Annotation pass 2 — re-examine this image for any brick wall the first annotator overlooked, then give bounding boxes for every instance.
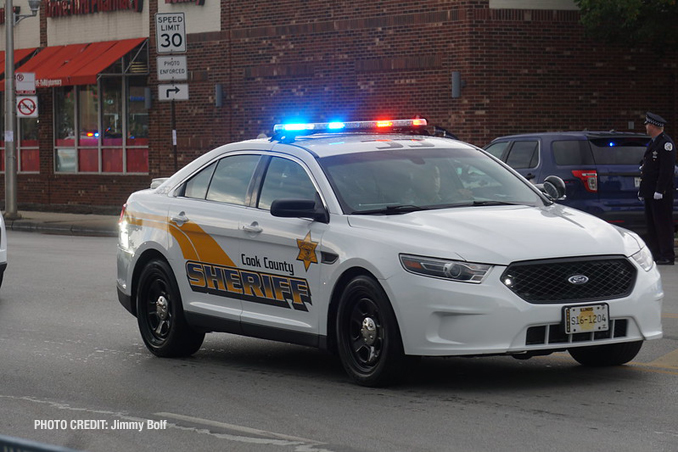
[175,0,675,149]
[5,0,677,211]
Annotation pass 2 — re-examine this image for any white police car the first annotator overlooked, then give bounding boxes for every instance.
[117,119,663,386]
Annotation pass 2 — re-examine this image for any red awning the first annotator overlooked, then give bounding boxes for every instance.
[0,48,38,78]
[15,38,146,88]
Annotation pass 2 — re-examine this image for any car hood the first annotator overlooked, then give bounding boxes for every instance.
[346,204,643,265]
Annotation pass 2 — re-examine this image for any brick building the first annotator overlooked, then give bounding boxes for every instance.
[1,0,676,212]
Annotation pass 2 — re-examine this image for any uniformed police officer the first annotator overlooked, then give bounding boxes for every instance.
[639,112,676,265]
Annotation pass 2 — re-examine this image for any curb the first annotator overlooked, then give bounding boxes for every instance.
[5,219,118,238]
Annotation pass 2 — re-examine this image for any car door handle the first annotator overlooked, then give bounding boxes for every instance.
[171,212,189,227]
[525,173,536,180]
[242,222,263,234]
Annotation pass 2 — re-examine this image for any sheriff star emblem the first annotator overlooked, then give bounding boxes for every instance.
[296,232,318,271]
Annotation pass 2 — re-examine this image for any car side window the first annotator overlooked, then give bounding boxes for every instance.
[484,141,509,159]
[258,157,317,210]
[183,161,217,199]
[506,141,539,169]
[205,155,260,205]
[552,140,594,165]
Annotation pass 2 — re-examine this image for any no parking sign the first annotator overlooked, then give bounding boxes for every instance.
[16,96,38,118]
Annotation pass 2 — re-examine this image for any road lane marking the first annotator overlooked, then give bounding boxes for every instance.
[662,313,678,319]
[155,412,333,451]
[545,352,678,376]
[640,349,678,370]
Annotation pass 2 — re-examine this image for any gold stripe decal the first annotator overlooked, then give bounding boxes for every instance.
[127,211,235,267]
[127,211,312,309]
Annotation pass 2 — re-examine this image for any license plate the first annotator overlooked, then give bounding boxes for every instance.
[564,304,609,334]
[634,177,641,188]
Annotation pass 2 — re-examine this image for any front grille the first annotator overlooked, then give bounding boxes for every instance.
[526,319,629,345]
[501,256,636,304]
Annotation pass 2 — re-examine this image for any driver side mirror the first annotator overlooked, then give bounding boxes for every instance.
[270,194,329,224]
[537,175,567,201]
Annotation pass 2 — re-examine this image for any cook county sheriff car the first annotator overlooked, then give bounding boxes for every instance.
[117,119,663,386]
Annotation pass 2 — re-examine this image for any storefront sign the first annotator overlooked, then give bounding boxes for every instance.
[45,0,144,17]
[164,0,204,4]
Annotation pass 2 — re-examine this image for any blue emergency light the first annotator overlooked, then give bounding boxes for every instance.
[272,118,427,137]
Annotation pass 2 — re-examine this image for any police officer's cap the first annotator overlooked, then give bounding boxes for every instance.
[644,112,667,127]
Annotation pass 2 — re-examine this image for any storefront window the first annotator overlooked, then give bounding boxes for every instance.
[102,78,123,146]
[55,87,75,146]
[0,94,4,172]
[127,80,149,146]
[1,94,41,173]
[102,78,123,172]
[19,118,39,172]
[55,87,76,172]
[127,76,149,173]
[54,78,148,174]
[78,85,99,148]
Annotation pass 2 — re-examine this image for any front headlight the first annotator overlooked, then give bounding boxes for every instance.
[400,254,492,283]
[631,245,654,272]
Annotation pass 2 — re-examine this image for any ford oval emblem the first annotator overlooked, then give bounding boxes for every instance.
[567,274,589,285]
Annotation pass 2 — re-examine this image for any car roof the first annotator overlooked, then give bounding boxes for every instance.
[155,129,479,191]
[274,133,477,158]
[490,131,649,142]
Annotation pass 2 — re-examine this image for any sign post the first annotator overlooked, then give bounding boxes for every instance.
[155,12,188,172]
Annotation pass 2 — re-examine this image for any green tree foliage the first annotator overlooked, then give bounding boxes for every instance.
[575,0,678,51]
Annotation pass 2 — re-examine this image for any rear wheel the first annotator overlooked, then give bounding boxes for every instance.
[569,341,642,366]
[136,259,204,357]
[336,275,411,387]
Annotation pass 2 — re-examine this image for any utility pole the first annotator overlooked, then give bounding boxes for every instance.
[4,0,40,220]
[4,0,19,220]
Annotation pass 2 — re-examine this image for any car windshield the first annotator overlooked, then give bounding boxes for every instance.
[320,146,544,214]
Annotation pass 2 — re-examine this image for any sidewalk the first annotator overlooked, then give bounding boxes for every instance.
[4,210,119,237]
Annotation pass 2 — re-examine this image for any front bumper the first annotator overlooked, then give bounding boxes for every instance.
[385,262,663,357]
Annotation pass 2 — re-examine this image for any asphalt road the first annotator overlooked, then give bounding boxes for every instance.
[1,231,677,452]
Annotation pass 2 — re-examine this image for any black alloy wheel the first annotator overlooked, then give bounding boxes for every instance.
[136,259,204,357]
[336,275,411,387]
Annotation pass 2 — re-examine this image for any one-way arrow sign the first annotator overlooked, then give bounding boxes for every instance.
[158,83,189,101]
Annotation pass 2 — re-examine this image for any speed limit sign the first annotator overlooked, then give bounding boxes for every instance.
[155,12,186,54]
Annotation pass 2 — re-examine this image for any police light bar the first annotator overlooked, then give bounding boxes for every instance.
[272,118,428,135]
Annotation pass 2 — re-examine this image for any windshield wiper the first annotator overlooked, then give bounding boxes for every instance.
[470,200,522,206]
[353,204,427,215]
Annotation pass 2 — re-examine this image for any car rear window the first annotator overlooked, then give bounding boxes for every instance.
[552,140,595,165]
[588,137,649,165]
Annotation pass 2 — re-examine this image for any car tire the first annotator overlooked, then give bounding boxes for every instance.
[336,275,411,387]
[568,341,643,367]
[136,259,205,357]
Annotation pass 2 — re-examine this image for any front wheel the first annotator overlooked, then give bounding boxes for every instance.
[336,275,411,387]
[136,259,205,357]
[569,341,642,367]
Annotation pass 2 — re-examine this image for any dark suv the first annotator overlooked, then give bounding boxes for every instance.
[485,131,678,234]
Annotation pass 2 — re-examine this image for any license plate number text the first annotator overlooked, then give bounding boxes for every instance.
[564,304,609,334]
